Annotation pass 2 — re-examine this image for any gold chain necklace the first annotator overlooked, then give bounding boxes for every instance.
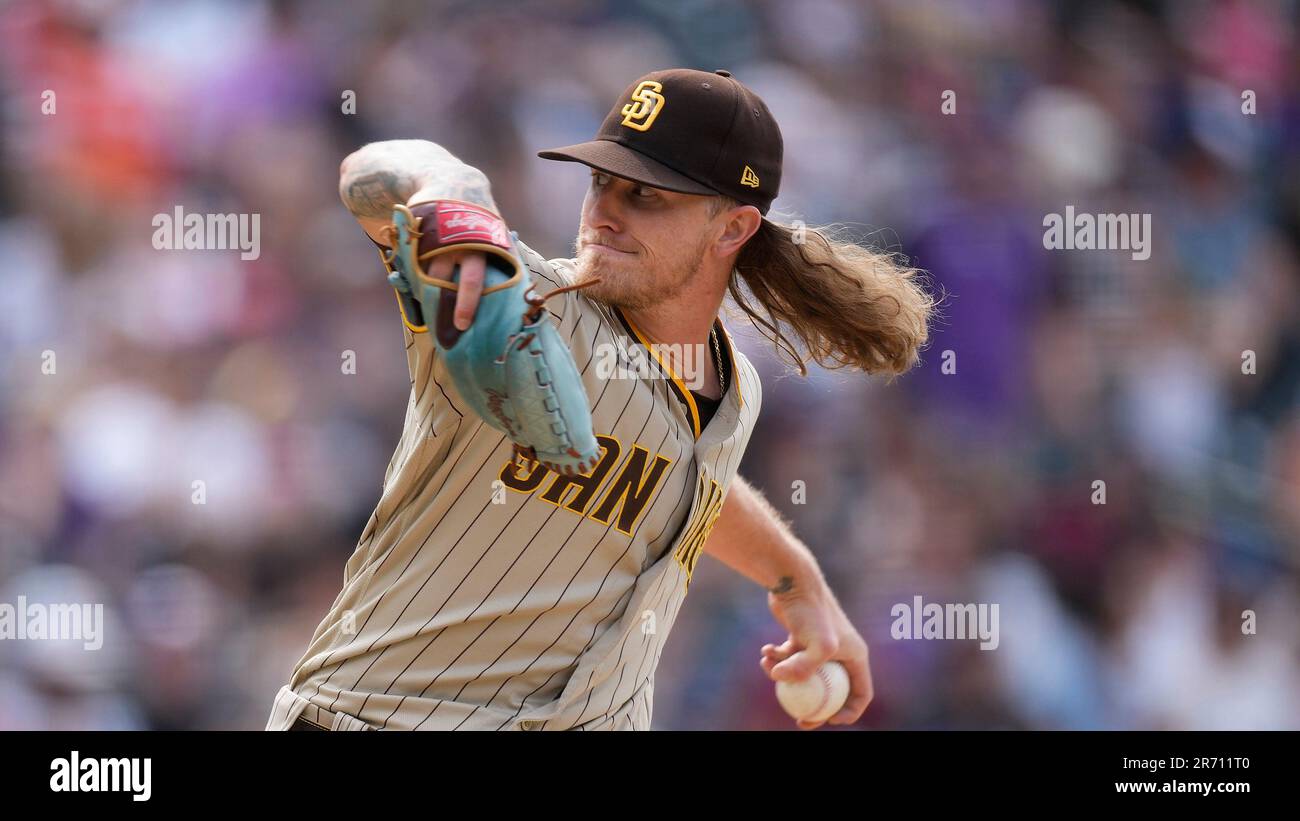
[710,326,726,396]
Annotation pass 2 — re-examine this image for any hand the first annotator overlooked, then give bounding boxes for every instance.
[426,250,486,331]
[403,192,488,332]
[365,217,487,334]
[760,581,874,730]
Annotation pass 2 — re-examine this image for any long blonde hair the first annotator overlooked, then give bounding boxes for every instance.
[721,202,936,382]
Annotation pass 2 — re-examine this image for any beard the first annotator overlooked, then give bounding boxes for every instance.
[572,233,707,310]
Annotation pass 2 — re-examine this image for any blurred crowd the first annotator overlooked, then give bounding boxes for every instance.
[0,0,1296,730]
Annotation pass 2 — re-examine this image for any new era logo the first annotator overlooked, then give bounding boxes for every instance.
[740,165,760,188]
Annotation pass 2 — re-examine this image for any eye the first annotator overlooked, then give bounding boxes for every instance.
[589,172,657,202]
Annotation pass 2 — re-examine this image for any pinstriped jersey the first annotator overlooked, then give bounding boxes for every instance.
[266,237,761,730]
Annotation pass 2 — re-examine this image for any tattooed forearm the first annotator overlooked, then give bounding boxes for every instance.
[423,169,496,210]
[338,139,498,220]
[342,170,413,219]
[769,576,795,595]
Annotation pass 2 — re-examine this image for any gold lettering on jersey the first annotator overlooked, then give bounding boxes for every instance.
[497,436,672,536]
[500,435,619,498]
[589,445,673,536]
[499,458,551,493]
[539,437,621,513]
[620,81,666,132]
[674,477,724,590]
[740,165,760,188]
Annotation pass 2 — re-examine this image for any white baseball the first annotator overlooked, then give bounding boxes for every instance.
[774,660,850,723]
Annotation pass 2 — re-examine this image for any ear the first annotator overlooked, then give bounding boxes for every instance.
[712,205,762,259]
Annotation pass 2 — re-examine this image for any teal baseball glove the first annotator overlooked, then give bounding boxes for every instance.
[382,200,601,476]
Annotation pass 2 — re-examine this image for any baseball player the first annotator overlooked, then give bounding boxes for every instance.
[267,68,932,731]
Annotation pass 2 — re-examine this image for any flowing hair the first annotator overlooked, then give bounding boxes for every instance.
[714,197,936,382]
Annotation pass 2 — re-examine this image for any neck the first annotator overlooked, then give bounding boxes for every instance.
[622,263,730,400]
[624,305,716,349]
[623,266,728,347]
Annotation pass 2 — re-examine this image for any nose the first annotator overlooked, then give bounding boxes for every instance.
[583,180,624,236]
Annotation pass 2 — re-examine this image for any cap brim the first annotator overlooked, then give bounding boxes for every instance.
[537,139,718,196]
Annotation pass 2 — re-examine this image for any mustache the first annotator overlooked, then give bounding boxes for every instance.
[578,234,636,253]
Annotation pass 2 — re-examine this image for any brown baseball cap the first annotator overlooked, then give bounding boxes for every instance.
[538,68,783,215]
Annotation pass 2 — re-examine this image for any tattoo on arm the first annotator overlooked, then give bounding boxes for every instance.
[342,170,412,219]
[339,140,498,220]
[427,168,496,210]
[769,576,794,595]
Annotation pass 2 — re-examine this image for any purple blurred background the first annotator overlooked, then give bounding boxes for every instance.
[0,0,1297,730]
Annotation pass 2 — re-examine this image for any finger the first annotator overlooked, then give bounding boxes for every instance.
[828,692,871,725]
[828,654,874,725]
[360,217,393,247]
[435,280,462,350]
[759,639,795,675]
[827,673,873,725]
[768,638,796,658]
[760,640,794,677]
[796,717,825,731]
[426,252,455,283]
[454,253,486,331]
[771,642,832,682]
[760,639,791,676]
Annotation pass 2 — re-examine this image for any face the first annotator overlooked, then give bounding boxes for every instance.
[572,170,719,309]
